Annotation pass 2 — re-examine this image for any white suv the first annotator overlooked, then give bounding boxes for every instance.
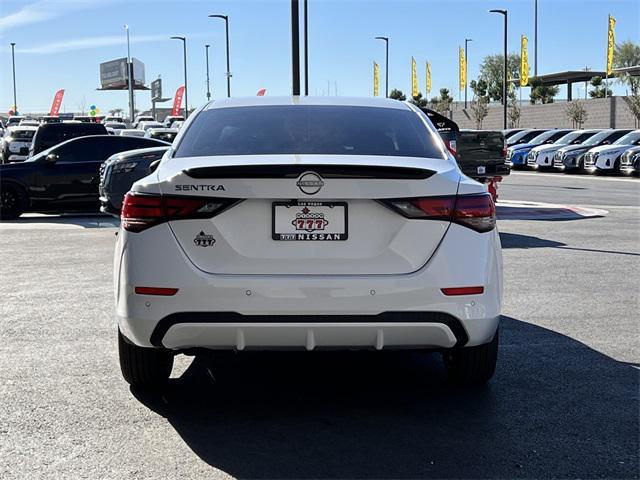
[115,97,502,388]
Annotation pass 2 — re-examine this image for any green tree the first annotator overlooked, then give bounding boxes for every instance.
[389,89,406,101]
[478,53,521,103]
[410,92,428,107]
[109,107,124,116]
[427,88,453,114]
[588,76,613,98]
[529,77,559,104]
[614,41,640,125]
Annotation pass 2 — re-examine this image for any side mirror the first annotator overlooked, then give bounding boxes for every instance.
[46,153,59,164]
[148,159,161,173]
[602,140,610,145]
[546,140,554,144]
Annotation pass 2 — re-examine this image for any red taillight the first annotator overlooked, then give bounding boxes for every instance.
[382,193,495,232]
[453,194,496,232]
[441,286,484,296]
[121,193,237,233]
[134,287,179,296]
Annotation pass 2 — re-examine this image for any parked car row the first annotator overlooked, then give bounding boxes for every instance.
[505,128,640,176]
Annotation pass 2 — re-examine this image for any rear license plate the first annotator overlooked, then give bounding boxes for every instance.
[272,201,348,241]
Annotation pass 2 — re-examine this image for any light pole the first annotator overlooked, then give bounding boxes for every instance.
[534,0,538,76]
[464,38,472,109]
[489,9,508,129]
[124,26,135,123]
[10,42,17,114]
[291,0,301,95]
[205,44,211,102]
[303,0,309,95]
[375,36,389,98]
[170,36,188,118]
[209,15,231,97]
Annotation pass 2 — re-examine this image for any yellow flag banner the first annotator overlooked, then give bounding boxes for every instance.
[520,35,529,86]
[426,61,432,94]
[607,15,616,76]
[373,61,380,96]
[411,57,419,97]
[459,47,466,91]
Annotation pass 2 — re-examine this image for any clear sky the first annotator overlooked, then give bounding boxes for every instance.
[0,0,638,115]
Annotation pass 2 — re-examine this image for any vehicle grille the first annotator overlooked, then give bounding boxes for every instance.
[553,151,564,165]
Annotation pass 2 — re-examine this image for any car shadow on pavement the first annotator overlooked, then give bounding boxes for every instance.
[131,317,639,479]
[500,232,640,256]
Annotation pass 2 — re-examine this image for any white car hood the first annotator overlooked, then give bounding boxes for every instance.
[588,144,628,155]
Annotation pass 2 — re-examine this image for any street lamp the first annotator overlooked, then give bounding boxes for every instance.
[10,43,17,115]
[374,36,389,98]
[464,38,472,109]
[534,0,538,76]
[489,9,508,129]
[205,44,212,102]
[209,14,231,97]
[124,26,134,123]
[170,36,188,118]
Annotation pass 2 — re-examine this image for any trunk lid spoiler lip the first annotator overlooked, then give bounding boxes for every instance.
[181,163,436,180]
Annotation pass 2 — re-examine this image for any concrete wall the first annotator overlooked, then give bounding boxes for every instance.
[450,96,639,130]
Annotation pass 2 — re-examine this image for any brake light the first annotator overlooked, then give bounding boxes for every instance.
[121,193,238,232]
[453,194,496,232]
[134,287,179,296]
[381,193,495,233]
[441,286,484,296]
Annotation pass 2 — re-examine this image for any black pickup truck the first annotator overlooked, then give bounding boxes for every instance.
[421,108,510,181]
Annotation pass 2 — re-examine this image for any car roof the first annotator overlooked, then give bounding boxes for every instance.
[148,128,177,132]
[203,96,410,111]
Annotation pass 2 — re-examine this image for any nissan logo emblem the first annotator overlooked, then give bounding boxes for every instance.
[296,172,324,195]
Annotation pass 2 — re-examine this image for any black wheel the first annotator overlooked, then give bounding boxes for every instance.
[118,329,173,388]
[443,328,499,385]
[0,184,26,219]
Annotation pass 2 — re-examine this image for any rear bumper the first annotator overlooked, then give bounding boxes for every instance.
[148,311,480,350]
[116,223,503,350]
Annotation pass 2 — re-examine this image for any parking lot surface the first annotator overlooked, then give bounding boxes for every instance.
[1,172,638,479]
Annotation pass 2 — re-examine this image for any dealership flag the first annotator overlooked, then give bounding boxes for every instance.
[520,35,529,86]
[606,15,616,76]
[171,85,185,116]
[257,88,266,96]
[49,89,65,116]
[426,61,432,94]
[459,47,466,91]
[411,57,418,97]
[373,61,380,96]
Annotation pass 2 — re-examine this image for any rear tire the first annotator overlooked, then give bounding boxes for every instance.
[118,329,173,388]
[0,184,26,219]
[443,328,499,385]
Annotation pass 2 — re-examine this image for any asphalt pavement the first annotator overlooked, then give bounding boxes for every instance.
[0,172,638,479]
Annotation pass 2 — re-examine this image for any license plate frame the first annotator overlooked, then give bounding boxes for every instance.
[272,200,348,241]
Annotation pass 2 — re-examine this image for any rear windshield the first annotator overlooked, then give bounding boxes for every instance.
[175,105,445,159]
[10,130,35,140]
[36,124,106,146]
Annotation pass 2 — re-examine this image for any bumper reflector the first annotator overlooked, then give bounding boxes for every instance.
[134,287,179,296]
[441,286,484,296]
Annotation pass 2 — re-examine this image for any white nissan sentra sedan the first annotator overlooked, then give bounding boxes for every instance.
[115,97,503,388]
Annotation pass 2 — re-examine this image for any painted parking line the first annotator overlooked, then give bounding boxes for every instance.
[510,171,639,183]
[497,200,609,220]
[0,214,119,230]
